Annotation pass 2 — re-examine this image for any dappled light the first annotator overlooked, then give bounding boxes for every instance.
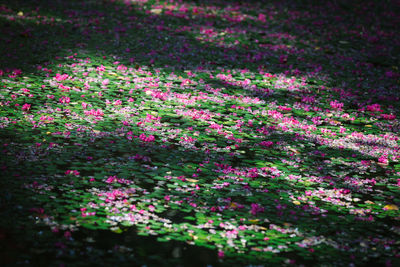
[0,0,399,266]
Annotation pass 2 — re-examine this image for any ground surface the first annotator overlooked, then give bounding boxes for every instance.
[0,0,399,266]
